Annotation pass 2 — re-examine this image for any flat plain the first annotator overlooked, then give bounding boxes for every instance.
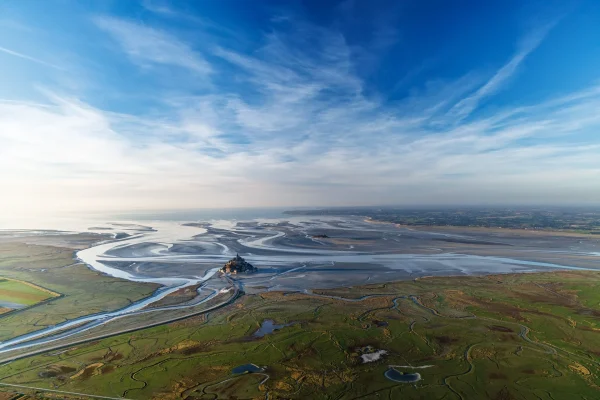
[1,218,600,399]
[0,277,58,313]
[2,269,600,399]
[0,237,159,343]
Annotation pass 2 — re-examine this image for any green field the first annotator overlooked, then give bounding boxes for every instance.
[1,269,600,399]
[0,277,58,309]
[0,240,159,341]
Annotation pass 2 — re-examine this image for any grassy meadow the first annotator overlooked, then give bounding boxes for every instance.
[0,241,158,341]
[1,269,599,399]
[0,277,59,313]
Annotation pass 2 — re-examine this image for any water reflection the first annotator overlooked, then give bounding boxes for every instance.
[385,368,421,383]
[232,363,264,374]
[253,320,293,337]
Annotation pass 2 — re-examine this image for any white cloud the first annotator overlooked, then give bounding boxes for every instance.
[1,15,599,219]
[0,45,62,69]
[140,0,176,16]
[94,16,211,74]
[446,22,557,122]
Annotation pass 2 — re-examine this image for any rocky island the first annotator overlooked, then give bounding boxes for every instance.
[221,254,257,274]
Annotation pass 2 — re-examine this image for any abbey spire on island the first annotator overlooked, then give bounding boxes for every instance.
[221,254,257,274]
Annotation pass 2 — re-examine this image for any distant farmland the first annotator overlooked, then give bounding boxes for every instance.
[0,277,59,312]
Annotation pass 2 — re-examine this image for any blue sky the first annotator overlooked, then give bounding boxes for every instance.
[1,0,600,215]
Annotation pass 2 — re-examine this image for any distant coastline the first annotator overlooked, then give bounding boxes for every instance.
[285,206,600,235]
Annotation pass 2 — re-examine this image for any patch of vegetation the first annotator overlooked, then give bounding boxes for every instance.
[1,270,600,399]
[0,241,159,341]
[0,277,59,308]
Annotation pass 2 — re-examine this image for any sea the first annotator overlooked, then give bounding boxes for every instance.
[0,208,300,231]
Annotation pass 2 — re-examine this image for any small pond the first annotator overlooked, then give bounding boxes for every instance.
[253,319,293,337]
[373,320,389,327]
[385,368,421,383]
[232,363,264,374]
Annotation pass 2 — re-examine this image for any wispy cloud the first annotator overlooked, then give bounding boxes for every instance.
[140,0,177,16]
[446,21,558,122]
[1,10,599,216]
[2,77,600,215]
[94,16,211,74]
[0,45,62,69]
[140,0,237,38]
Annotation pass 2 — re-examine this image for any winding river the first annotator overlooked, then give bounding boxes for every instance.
[1,217,598,357]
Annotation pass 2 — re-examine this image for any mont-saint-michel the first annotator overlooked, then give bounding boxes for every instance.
[221,254,257,274]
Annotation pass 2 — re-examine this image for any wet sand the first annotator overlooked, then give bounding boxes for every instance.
[1,215,598,357]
